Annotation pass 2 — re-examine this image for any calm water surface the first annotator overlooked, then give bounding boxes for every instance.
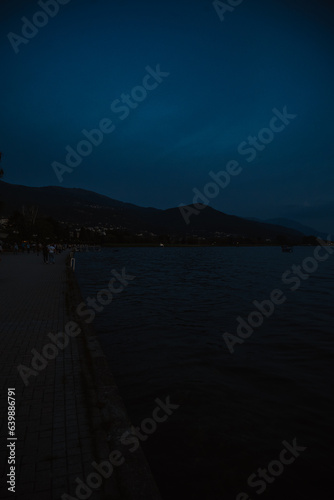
[76,247,334,499]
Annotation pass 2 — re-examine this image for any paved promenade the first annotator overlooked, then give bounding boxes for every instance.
[0,251,162,500]
[0,251,101,499]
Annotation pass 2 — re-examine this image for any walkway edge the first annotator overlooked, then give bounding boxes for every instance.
[65,262,162,500]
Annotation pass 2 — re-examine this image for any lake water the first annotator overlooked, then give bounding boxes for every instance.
[76,247,334,499]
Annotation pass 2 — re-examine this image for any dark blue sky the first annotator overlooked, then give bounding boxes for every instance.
[1,0,333,232]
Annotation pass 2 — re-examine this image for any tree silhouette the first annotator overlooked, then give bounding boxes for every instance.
[0,153,4,214]
[0,151,3,178]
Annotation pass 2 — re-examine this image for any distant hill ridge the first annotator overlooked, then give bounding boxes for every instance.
[0,181,305,241]
[246,216,327,240]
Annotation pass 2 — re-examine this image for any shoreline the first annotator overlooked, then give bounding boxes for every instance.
[75,243,331,249]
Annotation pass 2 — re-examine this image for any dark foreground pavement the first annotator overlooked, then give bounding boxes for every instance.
[0,252,161,500]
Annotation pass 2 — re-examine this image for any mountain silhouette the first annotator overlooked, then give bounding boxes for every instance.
[0,181,304,242]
